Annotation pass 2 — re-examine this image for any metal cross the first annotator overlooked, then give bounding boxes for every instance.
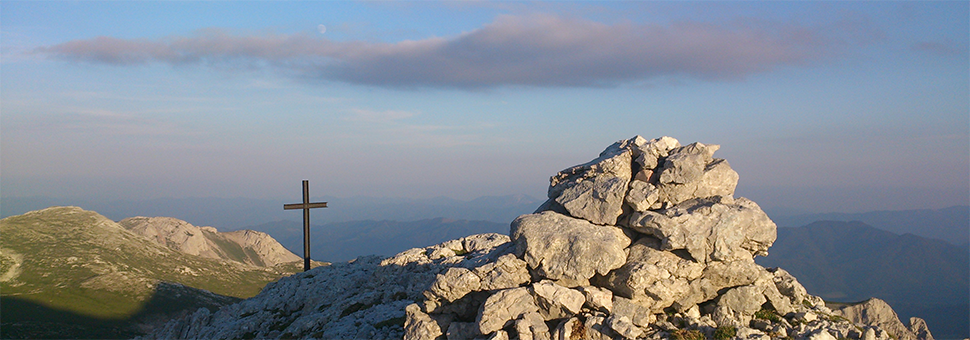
[283,180,328,271]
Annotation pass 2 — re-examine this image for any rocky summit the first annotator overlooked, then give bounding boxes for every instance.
[146,136,934,340]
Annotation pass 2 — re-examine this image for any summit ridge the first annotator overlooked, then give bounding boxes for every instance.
[146,136,934,340]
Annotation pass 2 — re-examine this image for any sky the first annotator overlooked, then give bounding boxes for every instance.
[1,1,968,215]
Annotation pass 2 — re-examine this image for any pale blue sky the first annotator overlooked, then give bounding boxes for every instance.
[2,1,967,214]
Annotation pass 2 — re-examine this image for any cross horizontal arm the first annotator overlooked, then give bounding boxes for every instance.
[283,202,329,210]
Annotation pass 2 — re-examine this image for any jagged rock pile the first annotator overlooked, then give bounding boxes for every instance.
[405,136,932,340]
[145,136,933,340]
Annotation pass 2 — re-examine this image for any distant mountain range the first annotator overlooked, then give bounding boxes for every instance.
[1,195,543,229]
[757,220,969,339]
[248,218,509,263]
[771,205,969,246]
[0,207,308,339]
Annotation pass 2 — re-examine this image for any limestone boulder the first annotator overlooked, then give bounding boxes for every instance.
[712,285,766,328]
[514,311,551,340]
[530,280,585,320]
[755,276,795,316]
[604,238,703,310]
[768,267,810,307]
[674,258,768,310]
[511,211,631,286]
[607,315,642,340]
[628,196,776,263]
[908,317,934,340]
[547,137,639,225]
[474,253,531,291]
[405,303,450,340]
[631,136,681,172]
[653,142,739,206]
[424,267,481,303]
[477,287,540,335]
[579,285,613,313]
[612,296,656,327]
[624,180,661,212]
[835,298,919,340]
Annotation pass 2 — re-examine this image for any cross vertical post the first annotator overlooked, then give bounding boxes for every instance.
[283,180,328,271]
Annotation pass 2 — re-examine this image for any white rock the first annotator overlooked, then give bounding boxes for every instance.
[612,296,656,327]
[547,137,637,225]
[530,280,585,320]
[712,285,766,327]
[474,253,530,291]
[511,211,631,285]
[605,237,703,311]
[405,303,448,340]
[835,298,919,340]
[628,196,776,263]
[607,315,643,339]
[425,267,482,303]
[515,311,551,340]
[579,285,614,313]
[808,329,838,340]
[477,287,540,335]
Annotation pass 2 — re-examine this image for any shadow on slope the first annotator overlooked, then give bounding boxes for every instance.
[1,282,240,339]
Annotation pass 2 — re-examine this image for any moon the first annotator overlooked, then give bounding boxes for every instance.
[318,25,327,34]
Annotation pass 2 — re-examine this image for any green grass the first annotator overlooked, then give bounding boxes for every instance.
[0,207,303,337]
[714,326,737,340]
[755,307,783,323]
[671,329,705,340]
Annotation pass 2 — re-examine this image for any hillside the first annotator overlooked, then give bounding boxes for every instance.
[0,207,304,338]
[119,216,300,266]
[757,221,969,339]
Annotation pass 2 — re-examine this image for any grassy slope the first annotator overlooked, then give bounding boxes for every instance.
[0,207,303,337]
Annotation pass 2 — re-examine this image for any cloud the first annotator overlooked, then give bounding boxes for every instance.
[36,13,855,89]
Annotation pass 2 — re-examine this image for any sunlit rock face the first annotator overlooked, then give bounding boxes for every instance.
[145,136,932,340]
[119,216,301,267]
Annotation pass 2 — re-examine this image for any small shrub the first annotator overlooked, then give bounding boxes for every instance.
[754,308,782,323]
[672,329,705,340]
[826,314,848,323]
[714,326,737,340]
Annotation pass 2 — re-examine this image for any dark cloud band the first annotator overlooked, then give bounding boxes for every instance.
[36,14,850,89]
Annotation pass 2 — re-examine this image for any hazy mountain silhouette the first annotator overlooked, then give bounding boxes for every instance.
[757,220,969,339]
[248,218,508,263]
[771,206,969,246]
[1,195,541,230]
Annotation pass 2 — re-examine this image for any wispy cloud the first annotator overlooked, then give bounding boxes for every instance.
[36,13,862,89]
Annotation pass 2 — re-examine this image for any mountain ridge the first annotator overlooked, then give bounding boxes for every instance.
[118,216,300,267]
[0,206,307,338]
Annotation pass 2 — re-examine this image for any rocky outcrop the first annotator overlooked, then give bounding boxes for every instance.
[119,216,300,267]
[834,298,934,340]
[145,136,933,340]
